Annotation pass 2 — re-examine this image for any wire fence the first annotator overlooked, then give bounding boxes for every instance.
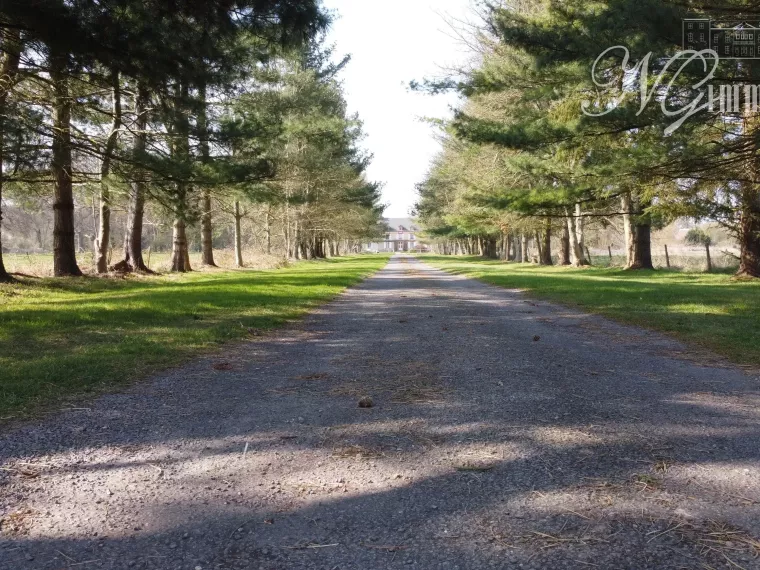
[588,246,739,272]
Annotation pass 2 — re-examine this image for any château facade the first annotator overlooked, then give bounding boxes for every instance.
[365,218,425,253]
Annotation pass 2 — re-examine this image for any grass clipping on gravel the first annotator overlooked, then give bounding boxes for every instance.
[0,255,389,419]
[419,255,760,369]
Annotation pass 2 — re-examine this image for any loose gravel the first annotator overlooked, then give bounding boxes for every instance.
[1,255,759,570]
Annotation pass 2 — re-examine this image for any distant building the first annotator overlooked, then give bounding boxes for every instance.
[365,218,427,253]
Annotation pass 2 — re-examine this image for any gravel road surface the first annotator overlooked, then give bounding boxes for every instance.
[1,255,759,569]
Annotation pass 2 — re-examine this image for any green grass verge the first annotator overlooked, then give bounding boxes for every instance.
[0,255,389,419]
[419,255,760,368]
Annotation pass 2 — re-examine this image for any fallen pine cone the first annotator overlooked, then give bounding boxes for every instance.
[358,397,374,409]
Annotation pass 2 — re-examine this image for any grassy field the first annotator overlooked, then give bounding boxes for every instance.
[419,255,760,368]
[2,250,286,276]
[0,255,389,419]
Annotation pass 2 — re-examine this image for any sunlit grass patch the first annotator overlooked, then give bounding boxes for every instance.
[0,255,389,419]
[420,255,760,368]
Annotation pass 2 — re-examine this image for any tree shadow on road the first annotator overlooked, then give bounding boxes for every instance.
[2,260,759,569]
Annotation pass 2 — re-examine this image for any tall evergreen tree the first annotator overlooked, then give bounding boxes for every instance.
[417,0,760,276]
[0,26,22,282]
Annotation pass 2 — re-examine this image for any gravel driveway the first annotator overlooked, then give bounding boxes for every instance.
[1,255,759,570]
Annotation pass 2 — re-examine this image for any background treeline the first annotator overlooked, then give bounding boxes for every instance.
[415,0,760,278]
[0,0,384,281]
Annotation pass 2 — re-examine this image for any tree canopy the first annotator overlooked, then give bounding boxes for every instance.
[415,0,760,277]
[0,0,384,279]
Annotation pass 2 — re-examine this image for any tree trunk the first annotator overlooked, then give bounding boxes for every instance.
[629,221,653,269]
[574,203,586,260]
[0,28,21,283]
[621,193,634,267]
[705,243,712,272]
[294,221,301,259]
[265,208,272,255]
[483,237,498,259]
[559,223,571,265]
[197,84,215,267]
[534,231,543,263]
[0,144,8,281]
[200,190,215,266]
[96,71,121,273]
[115,83,150,272]
[170,220,190,270]
[234,200,243,268]
[520,234,528,262]
[737,183,760,277]
[622,194,654,270]
[565,209,587,267]
[171,82,192,273]
[540,220,553,265]
[171,220,189,272]
[50,51,82,277]
[284,205,291,258]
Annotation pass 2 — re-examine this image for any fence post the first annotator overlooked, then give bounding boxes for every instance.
[664,244,671,269]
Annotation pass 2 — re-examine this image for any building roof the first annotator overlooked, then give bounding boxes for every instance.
[384,218,419,232]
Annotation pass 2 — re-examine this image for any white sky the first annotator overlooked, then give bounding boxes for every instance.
[323,0,474,217]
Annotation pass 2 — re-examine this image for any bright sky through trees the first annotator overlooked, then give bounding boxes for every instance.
[324,0,472,217]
